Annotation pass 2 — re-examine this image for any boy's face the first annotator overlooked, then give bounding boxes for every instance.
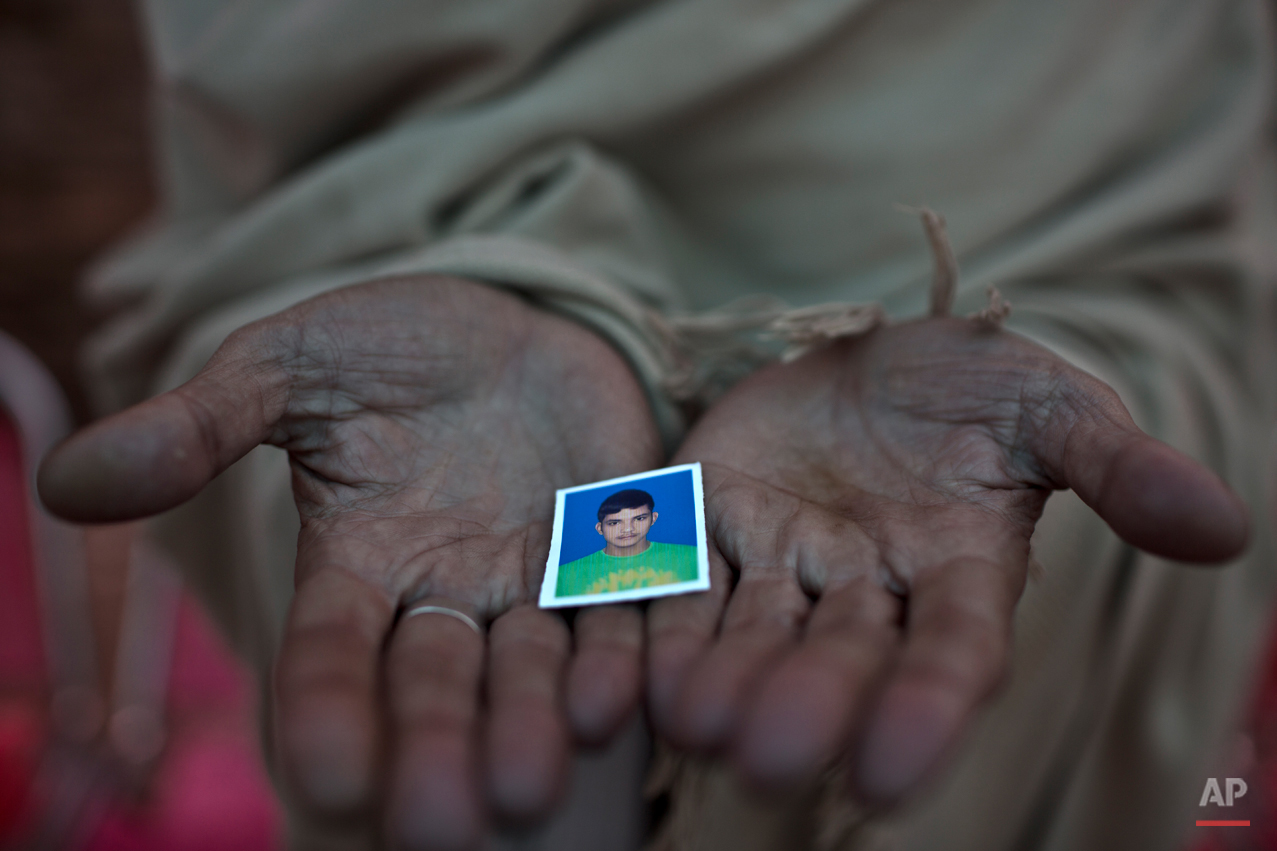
[596,505,657,551]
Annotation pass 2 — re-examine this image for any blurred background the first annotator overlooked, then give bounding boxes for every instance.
[0,0,149,423]
[1,1,282,847]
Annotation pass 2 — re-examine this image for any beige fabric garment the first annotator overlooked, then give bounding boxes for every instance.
[88,0,1277,848]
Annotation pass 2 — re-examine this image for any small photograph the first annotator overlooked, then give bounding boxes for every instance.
[539,462,710,608]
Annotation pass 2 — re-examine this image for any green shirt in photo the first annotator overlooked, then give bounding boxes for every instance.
[556,541,699,598]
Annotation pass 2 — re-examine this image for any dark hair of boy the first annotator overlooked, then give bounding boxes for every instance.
[597,488,654,522]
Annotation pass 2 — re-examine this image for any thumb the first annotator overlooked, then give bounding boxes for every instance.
[1034,374,1248,564]
[38,330,289,523]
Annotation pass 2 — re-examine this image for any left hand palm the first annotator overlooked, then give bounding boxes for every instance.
[647,317,1247,800]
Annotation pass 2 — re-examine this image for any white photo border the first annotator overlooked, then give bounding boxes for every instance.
[538,462,710,608]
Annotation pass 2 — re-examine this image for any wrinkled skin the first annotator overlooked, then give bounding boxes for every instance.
[647,319,1248,800]
[39,280,1249,848]
[39,277,663,849]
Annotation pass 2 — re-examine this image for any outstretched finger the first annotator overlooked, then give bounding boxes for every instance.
[275,566,395,815]
[38,325,291,522]
[853,554,1022,803]
[1031,372,1248,562]
[665,569,811,751]
[733,577,901,790]
[485,605,571,824]
[645,548,733,737]
[385,598,487,851]
[566,604,642,746]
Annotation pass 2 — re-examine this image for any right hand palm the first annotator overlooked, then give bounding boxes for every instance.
[39,277,663,849]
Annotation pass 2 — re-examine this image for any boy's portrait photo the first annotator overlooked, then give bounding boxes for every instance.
[539,463,710,608]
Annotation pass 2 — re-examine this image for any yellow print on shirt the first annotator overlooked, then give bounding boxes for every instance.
[585,567,680,595]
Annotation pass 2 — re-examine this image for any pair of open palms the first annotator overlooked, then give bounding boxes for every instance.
[39,277,1247,849]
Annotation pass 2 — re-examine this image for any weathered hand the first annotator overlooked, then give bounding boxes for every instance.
[647,317,1248,802]
[38,277,662,848]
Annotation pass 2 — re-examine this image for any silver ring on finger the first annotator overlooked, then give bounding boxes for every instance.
[402,604,483,635]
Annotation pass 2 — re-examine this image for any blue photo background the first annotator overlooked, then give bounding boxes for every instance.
[558,468,698,564]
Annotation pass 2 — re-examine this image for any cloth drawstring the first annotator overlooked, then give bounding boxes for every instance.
[657,207,1009,408]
